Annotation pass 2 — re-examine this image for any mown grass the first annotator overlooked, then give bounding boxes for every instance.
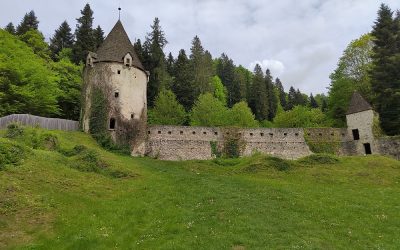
[0,127,400,249]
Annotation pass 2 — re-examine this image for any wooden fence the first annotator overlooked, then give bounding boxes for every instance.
[0,114,79,131]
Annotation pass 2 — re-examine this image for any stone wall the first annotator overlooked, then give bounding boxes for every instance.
[146,126,362,160]
[376,137,400,160]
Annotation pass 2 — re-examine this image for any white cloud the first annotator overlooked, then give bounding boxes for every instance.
[248,59,285,78]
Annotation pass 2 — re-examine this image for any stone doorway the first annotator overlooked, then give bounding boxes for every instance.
[363,143,372,155]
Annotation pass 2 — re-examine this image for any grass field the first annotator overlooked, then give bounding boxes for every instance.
[1,127,400,249]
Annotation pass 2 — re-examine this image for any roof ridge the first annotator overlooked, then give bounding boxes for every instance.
[346,91,372,115]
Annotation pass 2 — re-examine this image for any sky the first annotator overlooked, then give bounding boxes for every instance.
[1,0,400,94]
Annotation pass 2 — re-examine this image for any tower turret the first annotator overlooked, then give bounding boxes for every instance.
[81,20,148,156]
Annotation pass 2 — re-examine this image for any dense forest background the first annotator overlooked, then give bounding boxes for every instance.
[0,3,399,135]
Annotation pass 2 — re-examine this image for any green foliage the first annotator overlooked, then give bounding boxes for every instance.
[298,154,340,165]
[190,93,229,126]
[5,123,24,138]
[265,69,278,121]
[0,29,60,117]
[226,101,258,127]
[222,128,245,158]
[250,64,268,120]
[93,25,104,49]
[0,139,29,169]
[216,53,237,107]
[372,113,385,138]
[190,36,214,96]
[4,22,16,35]
[243,155,292,172]
[51,57,82,120]
[210,141,221,158]
[328,33,373,125]
[19,29,51,60]
[274,106,332,128]
[212,75,227,105]
[149,89,187,125]
[89,87,108,136]
[304,129,341,154]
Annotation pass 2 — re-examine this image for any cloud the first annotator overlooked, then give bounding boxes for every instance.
[1,0,400,94]
[248,59,285,78]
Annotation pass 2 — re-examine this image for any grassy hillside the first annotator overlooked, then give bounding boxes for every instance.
[1,127,400,249]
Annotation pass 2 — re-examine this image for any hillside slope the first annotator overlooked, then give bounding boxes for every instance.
[1,127,400,249]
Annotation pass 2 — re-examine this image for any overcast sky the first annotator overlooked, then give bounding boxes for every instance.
[1,0,399,94]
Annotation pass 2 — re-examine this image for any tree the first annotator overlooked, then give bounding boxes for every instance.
[273,106,332,128]
[72,3,95,64]
[166,52,175,76]
[328,34,373,126]
[287,86,296,110]
[275,78,287,110]
[190,93,229,127]
[171,49,195,110]
[145,17,170,107]
[93,25,104,49]
[50,21,74,60]
[19,29,51,60]
[226,101,258,127]
[216,53,236,107]
[149,89,187,125]
[310,94,319,108]
[249,64,268,121]
[0,30,60,116]
[4,23,15,35]
[370,4,400,135]
[265,69,278,121]
[16,10,39,35]
[51,51,82,120]
[212,76,227,105]
[190,36,214,96]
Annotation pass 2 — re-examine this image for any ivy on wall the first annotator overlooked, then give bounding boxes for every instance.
[303,128,341,154]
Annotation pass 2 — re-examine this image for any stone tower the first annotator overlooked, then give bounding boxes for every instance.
[81,20,148,156]
[346,91,375,155]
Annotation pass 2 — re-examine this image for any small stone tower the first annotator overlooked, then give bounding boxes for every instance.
[346,91,375,155]
[81,20,148,156]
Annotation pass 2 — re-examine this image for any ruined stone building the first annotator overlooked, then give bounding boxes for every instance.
[81,20,400,161]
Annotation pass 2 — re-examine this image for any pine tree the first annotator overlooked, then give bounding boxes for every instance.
[4,22,16,35]
[275,78,287,110]
[145,17,170,107]
[287,86,296,110]
[321,99,328,113]
[310,93,319,108]
[16,10,39,35]
[295,89,307,106]
[216,53,236,107]
[50,21,74,60]
[370,3,400,135]
[166,52,175,76]
[72,3,95,64]
[265,69,278,121]
[250,64,268,121]
[172,49,195,110]
[93,25,104,49]
[189,36,214,97]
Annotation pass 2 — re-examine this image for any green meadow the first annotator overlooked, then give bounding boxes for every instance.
[1,128,400,249]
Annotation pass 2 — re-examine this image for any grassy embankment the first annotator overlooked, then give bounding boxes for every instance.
[1,127,400,249]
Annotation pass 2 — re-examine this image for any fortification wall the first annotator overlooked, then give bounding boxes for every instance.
[147,126,361,160]
[376,137,400,160]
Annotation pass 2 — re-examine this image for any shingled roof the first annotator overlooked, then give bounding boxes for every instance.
[346,91,372,115]
[95,20,144,70]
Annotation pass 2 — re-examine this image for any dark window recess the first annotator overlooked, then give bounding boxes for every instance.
[168,131,172,134]
[180,131,183,134]
[115,92,119,98]
[214,132,218,135]
[269,133,273,136]
[109,118,116,130]
[352,129,360,140]
[203,131,207,135]
[147,131,150,134]
[117,70,121,74]
[131,114,134,119]
[295,133,299,136]
[125,58,131,66]
[250,133,253,136]
[158,131,161,134]
[284,133,287,136]
[363,143,372,154]
[319,133,322,136]
[260,133,264,136]
[192,131,196,135]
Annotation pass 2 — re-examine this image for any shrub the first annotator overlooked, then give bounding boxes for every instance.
[298,153,340,165]
[267,157,292,171]
[5,123,24,138]
[0,140,29,169]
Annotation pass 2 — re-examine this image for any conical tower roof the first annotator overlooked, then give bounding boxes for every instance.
[95,20,144,70]
[346,91,372,115]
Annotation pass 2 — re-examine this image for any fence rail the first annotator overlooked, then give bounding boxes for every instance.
[0,114,79,131]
